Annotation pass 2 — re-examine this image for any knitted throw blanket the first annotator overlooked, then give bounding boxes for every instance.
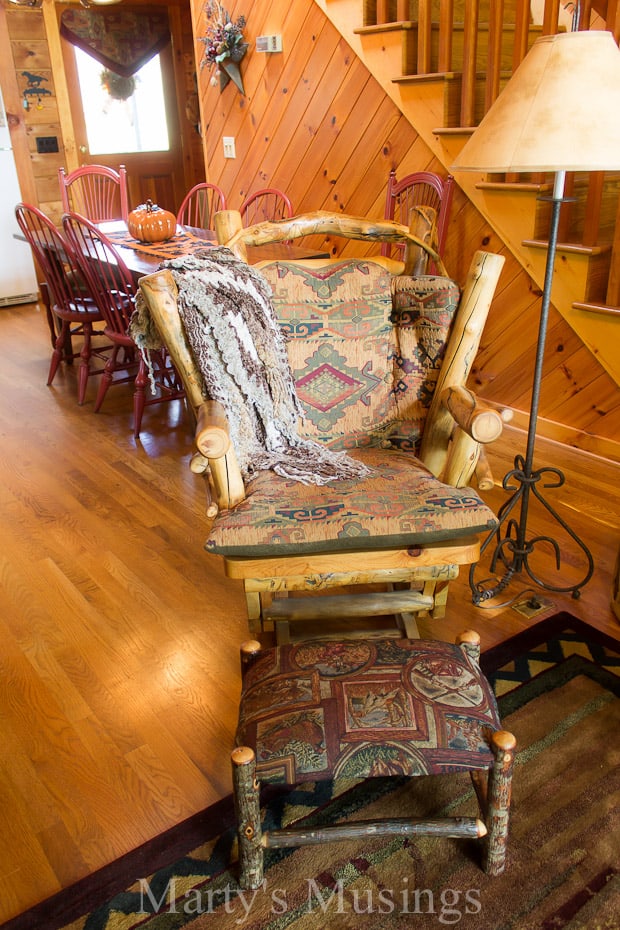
[132,249,369,485]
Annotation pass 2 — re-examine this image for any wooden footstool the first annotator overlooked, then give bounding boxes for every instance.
[232,631,516,889]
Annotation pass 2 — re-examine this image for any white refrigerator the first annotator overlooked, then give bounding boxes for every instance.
[0,86,38,306]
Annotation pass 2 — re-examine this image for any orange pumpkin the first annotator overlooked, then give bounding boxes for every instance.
[127,199,176,243]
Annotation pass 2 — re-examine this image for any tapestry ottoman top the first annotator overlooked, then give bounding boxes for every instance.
[235,637,502,784]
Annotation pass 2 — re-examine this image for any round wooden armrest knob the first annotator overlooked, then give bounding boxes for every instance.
[195,401,231,458]
[241,640,263,658]
[189,452,210,474]
[491,730,517,753]
[470,409,503,443]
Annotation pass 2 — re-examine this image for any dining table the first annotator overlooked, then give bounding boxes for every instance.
[13,220,331,349]
[98,221,331,283]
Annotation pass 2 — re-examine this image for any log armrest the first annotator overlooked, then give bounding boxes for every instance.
[439,386,503,490]
[441,385,503,444]
[195,400,232,458]
[193,401,246,512]
[417,251,505,479]
[138,269,247,513]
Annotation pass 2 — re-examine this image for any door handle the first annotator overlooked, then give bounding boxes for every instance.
[79,145,88,154]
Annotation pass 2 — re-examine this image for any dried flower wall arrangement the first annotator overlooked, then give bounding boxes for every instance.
[200,1,248,94]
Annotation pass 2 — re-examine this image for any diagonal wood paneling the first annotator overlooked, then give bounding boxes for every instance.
[192,0,620,461]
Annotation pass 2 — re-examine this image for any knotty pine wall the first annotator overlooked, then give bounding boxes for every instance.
[193,0,620,461]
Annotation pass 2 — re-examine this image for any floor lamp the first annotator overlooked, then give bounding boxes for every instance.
[451,30,620,604]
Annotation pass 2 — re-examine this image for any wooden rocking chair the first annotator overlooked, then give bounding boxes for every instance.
[138,210,505,642]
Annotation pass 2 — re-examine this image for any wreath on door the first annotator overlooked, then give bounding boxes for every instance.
[100,69,136,101]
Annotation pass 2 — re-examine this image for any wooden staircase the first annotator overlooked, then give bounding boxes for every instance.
[315,0,620,387]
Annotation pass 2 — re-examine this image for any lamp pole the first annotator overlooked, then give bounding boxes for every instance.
[469,170,594,604]
[451,29,620,605]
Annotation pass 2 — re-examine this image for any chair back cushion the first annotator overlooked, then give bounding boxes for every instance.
[389,274,461,452]
[259,259,460,456]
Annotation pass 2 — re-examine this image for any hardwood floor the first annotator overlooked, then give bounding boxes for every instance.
[0,302,618,924]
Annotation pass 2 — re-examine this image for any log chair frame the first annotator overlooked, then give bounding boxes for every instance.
[138,211,505,641]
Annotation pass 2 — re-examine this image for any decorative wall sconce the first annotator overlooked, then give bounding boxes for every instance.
[200,1,248,96]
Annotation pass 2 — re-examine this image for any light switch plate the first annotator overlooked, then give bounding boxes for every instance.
[223,136,236,158]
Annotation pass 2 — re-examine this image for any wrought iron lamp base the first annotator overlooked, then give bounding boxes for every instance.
[470,173,595,607]
[469,453,595,605]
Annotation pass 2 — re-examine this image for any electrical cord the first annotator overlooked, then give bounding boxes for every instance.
[472,582,547,611]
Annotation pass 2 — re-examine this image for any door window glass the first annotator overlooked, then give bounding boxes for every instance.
[74,47,169,155]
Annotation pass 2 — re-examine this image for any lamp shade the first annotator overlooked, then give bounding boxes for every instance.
[452,30,620,173]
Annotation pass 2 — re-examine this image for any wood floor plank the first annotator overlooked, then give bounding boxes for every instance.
[0,768,62,915]
[35,820,90,893]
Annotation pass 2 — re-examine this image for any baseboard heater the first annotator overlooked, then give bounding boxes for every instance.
[0,291,38,308]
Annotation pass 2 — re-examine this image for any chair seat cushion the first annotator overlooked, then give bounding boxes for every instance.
[205,447,497,557]
[236,638,501,784]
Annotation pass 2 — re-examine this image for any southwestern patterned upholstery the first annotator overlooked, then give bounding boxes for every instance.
[236,637,501,783]
[263,259,459,451]
[206,259,496,557]
[232,633,516,887]
[206,447,496,556]
[138,230,505,638]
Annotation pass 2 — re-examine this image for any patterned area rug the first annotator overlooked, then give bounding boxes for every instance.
[4,613,619,930]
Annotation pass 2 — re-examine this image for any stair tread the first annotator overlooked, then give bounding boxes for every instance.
[433,126,476,135]
[355,22,541,34]
[354,23,417,35]
[573,301,620,316]
[523,239,611,256]
[477,181,554,193]
[394,72,458,84]
[395,71,513,87]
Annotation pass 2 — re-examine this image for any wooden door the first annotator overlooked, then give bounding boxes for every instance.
[59,6,192,215]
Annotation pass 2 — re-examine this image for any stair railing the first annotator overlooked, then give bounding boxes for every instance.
[365,0,620,311]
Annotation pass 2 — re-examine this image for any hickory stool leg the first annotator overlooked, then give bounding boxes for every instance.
[457,629,481,663]
[484,730,517,875]
[232,746,264,889]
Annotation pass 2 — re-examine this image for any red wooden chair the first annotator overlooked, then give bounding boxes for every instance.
[58,165,130,223]
[176,181,226,231]
[240,188,293,225]
[382,170,455,271]
[62,213,185,436]
[15,203,109,405]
